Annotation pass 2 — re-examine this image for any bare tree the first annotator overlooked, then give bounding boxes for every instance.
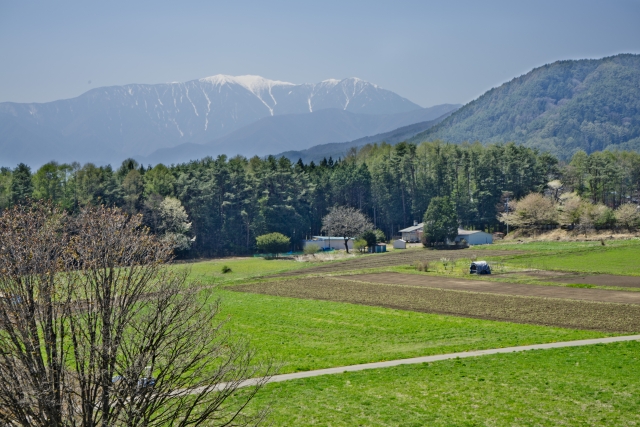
[0,203,271,426]
[321,206,373,253]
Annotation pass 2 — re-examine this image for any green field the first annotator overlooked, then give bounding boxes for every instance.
[244,341,640,426]
[215,290,609,374]
[176,256,312,285]
[175,245,638,424]
[479,237,640,252]
[504,244,640,276]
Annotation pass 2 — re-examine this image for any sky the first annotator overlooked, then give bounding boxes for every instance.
[1,0,639,107]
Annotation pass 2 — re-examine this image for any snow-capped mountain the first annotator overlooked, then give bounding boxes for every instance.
[0,75,423,166]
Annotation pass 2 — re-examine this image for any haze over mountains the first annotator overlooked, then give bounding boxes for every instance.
[411,54,640,159]
[1,54,639,168]
[0,75,442,167]
[276,112,456,164]
[142,103,459,165]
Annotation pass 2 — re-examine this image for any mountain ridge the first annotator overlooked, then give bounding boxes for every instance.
[409,54,640,158]
[139,104,460,165]
[276,109,458,164]
[0,75,423,167]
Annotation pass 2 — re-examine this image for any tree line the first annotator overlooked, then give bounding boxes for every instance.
[2,142,640,256]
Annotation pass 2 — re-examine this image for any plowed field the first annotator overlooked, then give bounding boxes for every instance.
[231,277,640,332]
[549,274,640,288]
[342,272,640,304]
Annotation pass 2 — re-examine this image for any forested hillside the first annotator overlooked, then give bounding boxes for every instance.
[3,143,639,257]
[410,54,640,158]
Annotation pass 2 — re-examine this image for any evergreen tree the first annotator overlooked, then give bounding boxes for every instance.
[10,163,33,204]
[423,196,458,246]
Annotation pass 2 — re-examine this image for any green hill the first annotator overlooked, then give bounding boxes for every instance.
[410,54,640,158]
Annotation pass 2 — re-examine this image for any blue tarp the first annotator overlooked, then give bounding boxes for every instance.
[470,261,491,274]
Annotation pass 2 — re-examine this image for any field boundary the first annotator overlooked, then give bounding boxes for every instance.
[187,335,640,394]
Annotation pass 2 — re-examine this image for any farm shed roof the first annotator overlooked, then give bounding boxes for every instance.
[399,223,424,233]
[457,228,488,235]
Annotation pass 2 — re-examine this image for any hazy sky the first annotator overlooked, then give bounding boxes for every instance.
[1,0,639,107]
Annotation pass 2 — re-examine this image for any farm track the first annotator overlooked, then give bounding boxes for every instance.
[549,274,640,288]
[272,249,525,277]
[342,272,640,304]
[231,277,640,333]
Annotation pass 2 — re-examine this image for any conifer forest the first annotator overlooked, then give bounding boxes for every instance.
[2,141,639,257]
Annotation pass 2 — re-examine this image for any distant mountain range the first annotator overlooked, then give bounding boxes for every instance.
[140,104,460,165]
[410,54,640,158]
[276,110,457,163]
[3,54,639,168]
[0,75,427,167]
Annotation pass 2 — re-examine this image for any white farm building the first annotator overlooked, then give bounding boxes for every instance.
[454,229,493,245]
[399,222,493,246]
[399,222,423,242]
[303,236,354,251]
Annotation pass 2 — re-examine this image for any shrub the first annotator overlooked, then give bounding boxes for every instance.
[354,238,367,253]
[359,230,377,248]
[221,265,232,274]
[374,229,386,244]
[303,244,321,256]
[256,232,291,256]
[414,260,429,272]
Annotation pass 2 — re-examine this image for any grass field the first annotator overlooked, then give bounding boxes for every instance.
[216,290,610,374]
[231,277,640,332]
[479,237,640,252]
[175,243,639,424]
[242,340,640,426]
[175,256,313,285]
[504,244,640,276]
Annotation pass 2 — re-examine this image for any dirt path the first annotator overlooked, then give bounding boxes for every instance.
[343,272,640,304]
[186,335,640,394]
[549,274,640,288]
[274,249,524,277]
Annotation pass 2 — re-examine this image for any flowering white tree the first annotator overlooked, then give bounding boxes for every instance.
[321,206,373,253]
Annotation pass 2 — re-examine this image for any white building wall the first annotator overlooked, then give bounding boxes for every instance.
[464,232,493,245]
[303,239,354,251]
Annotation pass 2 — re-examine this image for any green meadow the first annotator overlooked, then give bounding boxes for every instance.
[174,242,639,425]
[243,341,640,426]
[215,290,609,374]
[501,241,640,276]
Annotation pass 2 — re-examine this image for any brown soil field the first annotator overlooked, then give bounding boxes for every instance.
[274,249,524,277]
[549,274,640,288]
[496,270,575,279]
[230,277,640,333]
[342,272,640,304]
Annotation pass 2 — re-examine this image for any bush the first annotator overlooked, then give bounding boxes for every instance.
[354,238,367,253]
[374,229,386,244]
[414,260,429,272]
[359,230,377,248]
[303,244,321,256]
[256,232,291,256]
[221,265,232,274]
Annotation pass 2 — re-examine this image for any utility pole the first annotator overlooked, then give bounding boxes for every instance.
[505,196,510,236]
